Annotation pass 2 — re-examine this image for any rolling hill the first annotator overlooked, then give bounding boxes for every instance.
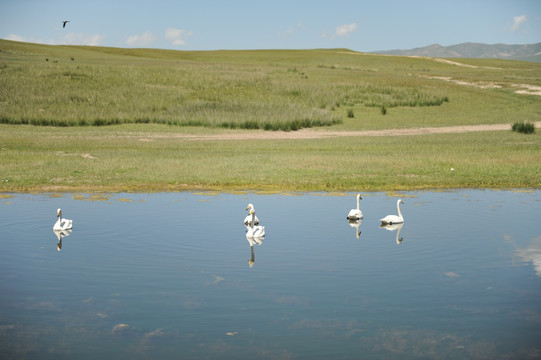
[374,42,541,62]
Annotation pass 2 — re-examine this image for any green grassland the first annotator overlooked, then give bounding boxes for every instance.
[1,39,540,192]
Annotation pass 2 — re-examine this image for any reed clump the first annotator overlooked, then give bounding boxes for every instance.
[512,121,535,134]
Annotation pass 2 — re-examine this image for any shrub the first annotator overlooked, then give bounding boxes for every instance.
[512,121,535,134]
[347,109,354,118]
[381,105,387,115]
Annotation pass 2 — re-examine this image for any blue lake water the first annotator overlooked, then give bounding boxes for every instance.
[1,190,540,359]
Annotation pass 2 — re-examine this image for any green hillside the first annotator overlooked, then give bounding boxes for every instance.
[1,40,540,192]
[1,39,539,131]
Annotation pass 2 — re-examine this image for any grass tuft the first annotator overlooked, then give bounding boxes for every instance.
[512,121,535,134]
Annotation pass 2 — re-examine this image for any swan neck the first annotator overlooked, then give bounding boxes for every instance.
[397,201,403,219]
[356,196,360,210]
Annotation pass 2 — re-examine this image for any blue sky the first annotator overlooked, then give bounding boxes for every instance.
[1,0,540,52]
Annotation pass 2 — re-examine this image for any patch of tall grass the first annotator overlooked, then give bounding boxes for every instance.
[1,40,540,133]
[0,41,457,131]
[512,121,535,134]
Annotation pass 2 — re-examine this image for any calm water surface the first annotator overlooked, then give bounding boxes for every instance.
[1,191,540,359]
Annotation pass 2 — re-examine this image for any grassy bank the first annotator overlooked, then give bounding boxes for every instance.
[1,124,540,192]
[1,40,540,192]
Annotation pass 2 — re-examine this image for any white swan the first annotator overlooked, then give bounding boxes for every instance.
[380,199,404,225]
[53,208,73,231]
[347,194,363,220]
[244,203,260,227]
[246,206,265,238]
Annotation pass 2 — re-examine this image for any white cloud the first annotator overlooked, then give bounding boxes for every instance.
[280,22,306,38]
[322,22,358,40]
[335,23,358,36]
[165,27,192,46]
[126,31,157,47]
[516,236,541,277]
[5,34,27,42]
[511,14,527,31]
[4,33,104,46]
[63,33,104,46]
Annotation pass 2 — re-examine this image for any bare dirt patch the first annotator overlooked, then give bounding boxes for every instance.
[421,75,541,96]
[133,122,541,141]
[427,57,479,68]
[512,84,541,96]
[421,75,502,89]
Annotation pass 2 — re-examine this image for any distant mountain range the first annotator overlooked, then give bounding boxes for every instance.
[373,42,541,62]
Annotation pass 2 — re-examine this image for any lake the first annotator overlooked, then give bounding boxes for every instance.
[1,190,540,359]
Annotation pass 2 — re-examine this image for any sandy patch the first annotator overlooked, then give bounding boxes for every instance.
[432,58,478,68]
[131,122,541,141]
[422,75,502,89]
[512,84,541,96]
[423,75,541,96]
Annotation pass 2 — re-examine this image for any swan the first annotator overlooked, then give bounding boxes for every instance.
[246,206,265,238]
[53,208,73,231]
[380,199,404,225]
[244,203,260,227]
[347,194,363,220]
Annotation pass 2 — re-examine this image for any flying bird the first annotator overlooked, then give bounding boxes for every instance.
[62,20,70,28]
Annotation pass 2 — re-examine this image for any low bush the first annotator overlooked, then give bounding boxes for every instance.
[512,121,535,134]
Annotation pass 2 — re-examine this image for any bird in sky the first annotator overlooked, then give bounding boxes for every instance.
[62,20,70,28]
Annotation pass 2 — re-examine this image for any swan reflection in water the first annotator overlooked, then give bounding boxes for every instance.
[247,236,265,267]
[380,223,404,244]
[347,219,362,239]
[53,229,72,251]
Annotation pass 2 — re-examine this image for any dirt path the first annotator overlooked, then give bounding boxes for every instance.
[150,122,541,141]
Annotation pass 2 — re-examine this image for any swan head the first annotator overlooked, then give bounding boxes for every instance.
[246,203,254,212]
[397,199,404,205]
[357,194,362,200]
[57,208,62,217]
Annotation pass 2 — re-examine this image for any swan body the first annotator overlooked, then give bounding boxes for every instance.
[53,208,73,231]
[380,199,404,225]
[245,205,265,238]
[246,225,265,238]
[347,194,363,220]
[244,204,259,227]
